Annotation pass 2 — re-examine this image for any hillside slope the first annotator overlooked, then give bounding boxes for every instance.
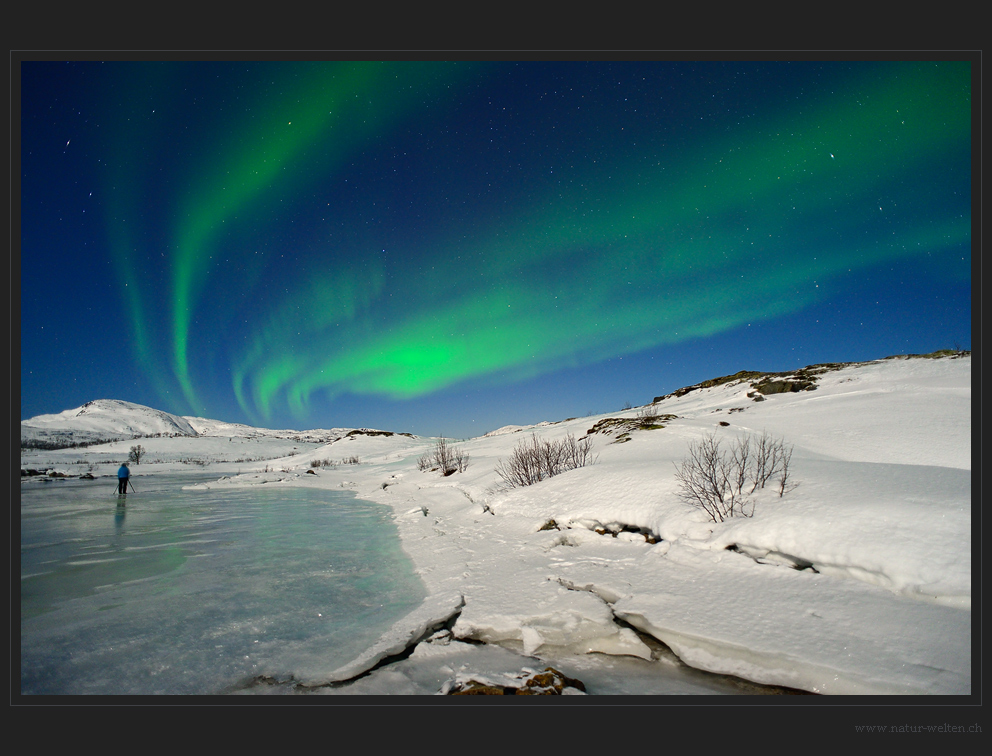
[21,399,199,446]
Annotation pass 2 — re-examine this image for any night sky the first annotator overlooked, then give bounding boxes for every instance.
[19,58,972,438]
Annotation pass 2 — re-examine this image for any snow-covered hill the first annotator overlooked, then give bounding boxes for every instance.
[20,399,361,448]
[182,416,348,443]
[21,399,199,447]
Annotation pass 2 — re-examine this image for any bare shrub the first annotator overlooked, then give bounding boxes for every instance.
[310,456,359,468]
[453,446,471,473]
[435,437,454,473]
[420,437,469,475]
[560,433,595,471]
[495,434,544,488]
[776,443,795,497]
[494,433,595,489]
[636,405,659,424]
[674,431,794,522]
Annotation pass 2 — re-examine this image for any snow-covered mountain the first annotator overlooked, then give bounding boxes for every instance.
[21,398,379,449]
[21,399,199,447]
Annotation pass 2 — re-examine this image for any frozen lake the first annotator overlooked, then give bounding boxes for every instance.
[20,473,426,695]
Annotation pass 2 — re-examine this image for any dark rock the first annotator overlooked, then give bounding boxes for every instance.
[445,667,586,695]
[518,668,587,694]
[754,379,815,395]
[654,370,767,403]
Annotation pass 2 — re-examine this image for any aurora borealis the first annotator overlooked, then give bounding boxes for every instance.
[20,58,972,437]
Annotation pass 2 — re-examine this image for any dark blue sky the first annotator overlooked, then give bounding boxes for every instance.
[19,57,972,438]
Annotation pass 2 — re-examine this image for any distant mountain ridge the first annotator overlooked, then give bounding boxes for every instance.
[21,399,352,449]
[21,399,199,448]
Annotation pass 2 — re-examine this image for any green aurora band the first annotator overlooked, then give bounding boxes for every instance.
[168,62,478,411]
[109,61,971,424]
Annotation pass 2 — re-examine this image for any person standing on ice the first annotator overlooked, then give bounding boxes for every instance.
[117,462,130,495]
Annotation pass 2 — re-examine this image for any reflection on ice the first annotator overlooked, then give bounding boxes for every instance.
[20,474,426,695]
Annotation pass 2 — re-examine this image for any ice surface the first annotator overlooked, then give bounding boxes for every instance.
[20,475,425,694]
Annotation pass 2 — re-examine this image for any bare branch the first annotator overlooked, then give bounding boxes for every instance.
[494,433,595,489]
[676,431,796,522]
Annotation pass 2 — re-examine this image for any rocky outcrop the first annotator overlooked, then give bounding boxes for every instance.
[584,414,678,444]
[648,352,968,406]
[443,666,587,695]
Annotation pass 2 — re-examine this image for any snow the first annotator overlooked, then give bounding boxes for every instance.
[183,415,347,442]
[20,353,972,695]
[21,398,198,444]
[484,422,554,437]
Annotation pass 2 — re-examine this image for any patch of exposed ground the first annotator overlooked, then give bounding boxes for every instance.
[583,414,679,444]
[652,351,971,405]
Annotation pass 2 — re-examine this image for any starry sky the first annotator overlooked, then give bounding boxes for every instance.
[19,58,972,438]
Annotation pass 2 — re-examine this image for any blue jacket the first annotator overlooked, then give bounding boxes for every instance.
[118,465,130,479]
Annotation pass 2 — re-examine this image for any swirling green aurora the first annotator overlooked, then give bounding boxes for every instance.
[97,60,969,429]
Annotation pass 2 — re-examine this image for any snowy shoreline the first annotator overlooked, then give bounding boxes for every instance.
[21,354,972,695]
